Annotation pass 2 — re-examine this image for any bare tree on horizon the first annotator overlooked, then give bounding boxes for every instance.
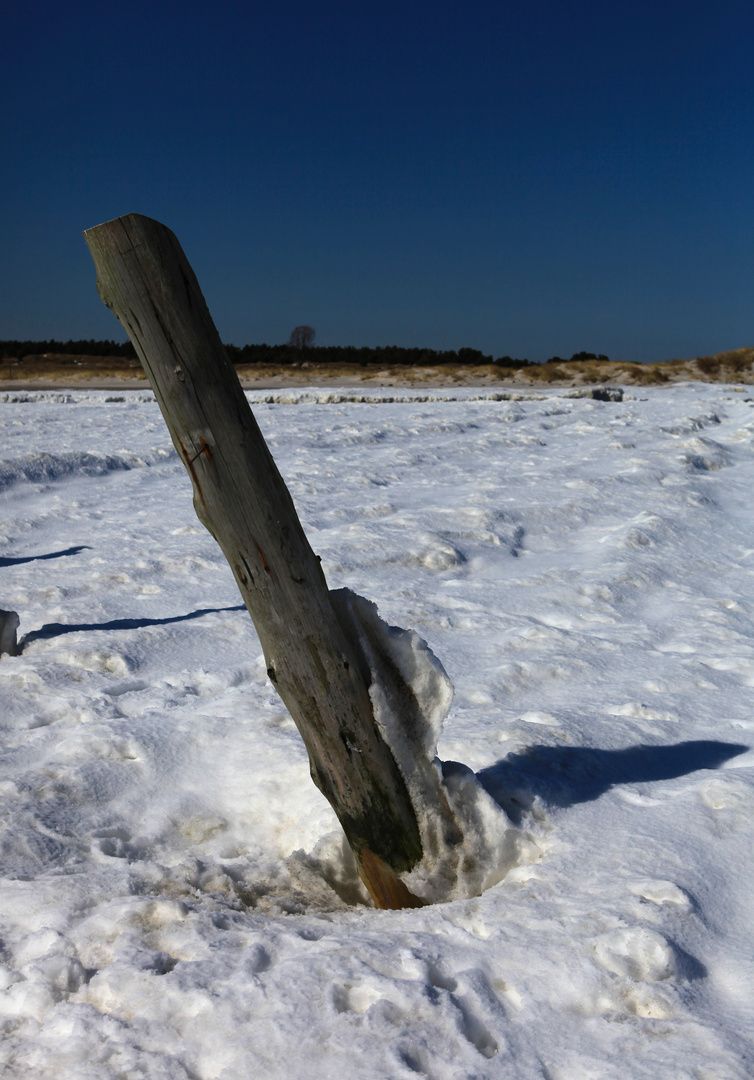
[289,325,315,350]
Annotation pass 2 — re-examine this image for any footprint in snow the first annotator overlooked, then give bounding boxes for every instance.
[629,880,693,913]
[592,926,676,982]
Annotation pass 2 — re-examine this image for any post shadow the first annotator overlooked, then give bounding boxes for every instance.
[0,545,92,567]
[477,740,750,823]
[20,605,247,648]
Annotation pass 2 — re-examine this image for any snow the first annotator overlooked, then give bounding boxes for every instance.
[0,382,753,1078]
[335,587,522,904]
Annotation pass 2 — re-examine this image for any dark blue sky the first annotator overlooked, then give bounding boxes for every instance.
[2,0,752,361]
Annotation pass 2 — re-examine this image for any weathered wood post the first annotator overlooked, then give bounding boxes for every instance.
[84,214,450,908]
[0,609,20,657]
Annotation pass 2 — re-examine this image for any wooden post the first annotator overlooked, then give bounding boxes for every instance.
[0,609,20,657]
[84,214,429,908]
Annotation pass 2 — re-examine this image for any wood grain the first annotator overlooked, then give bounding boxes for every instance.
[84,214,428,907]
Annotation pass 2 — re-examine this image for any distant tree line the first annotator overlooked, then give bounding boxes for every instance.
[0,339,137,360]
[1,340,608,367]
[1,339,531,368]
[224,343,531,368]
[545,351,610,363]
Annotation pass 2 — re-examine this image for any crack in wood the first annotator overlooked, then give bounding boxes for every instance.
[177,437,208,511]
[187,436,213,466]
[255,542,273,579]
[236,555,255,589]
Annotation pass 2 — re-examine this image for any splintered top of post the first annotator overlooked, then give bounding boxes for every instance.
[84,214,183,266]
[84,212,173,238]
[84,213,239,403]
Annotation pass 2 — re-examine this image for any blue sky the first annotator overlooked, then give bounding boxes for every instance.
[2,0,752,361]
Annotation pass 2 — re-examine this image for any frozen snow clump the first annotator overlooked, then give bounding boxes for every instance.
[333,589,532,903]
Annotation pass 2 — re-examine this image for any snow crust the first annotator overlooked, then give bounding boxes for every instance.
[0,383,753,1078]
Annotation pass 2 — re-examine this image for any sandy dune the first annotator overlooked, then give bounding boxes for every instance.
[1,346,753,390]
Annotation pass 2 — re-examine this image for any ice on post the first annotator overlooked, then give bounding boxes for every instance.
[334,589,524,903]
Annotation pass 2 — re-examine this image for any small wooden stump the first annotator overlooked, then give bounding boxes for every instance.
[0,609,20,657]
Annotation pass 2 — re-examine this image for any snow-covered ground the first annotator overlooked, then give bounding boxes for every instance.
[0,383,752,1079]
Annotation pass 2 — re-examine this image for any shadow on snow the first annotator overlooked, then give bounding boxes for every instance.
[20,605,247,647]
[0,545,92,567]
[477,740,750,822]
